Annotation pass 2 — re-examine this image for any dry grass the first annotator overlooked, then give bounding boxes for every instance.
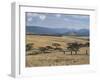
[26,35,89,67]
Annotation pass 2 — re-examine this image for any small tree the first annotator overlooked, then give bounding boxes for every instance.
[26,43,34,51]
[62,49,67,54]
[67,46,73,55]
[52,43,61,50]
[73,43,80,55]
[67,42,80,55]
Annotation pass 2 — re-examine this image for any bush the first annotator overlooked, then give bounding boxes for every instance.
[26,43,34,51]
[38,47,47,53]
[45,46,54,50]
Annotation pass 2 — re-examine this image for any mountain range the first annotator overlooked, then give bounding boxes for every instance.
[26,26,89,36]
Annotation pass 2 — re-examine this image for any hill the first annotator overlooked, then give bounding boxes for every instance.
[26,26,89,36]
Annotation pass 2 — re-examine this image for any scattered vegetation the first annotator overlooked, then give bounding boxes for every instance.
[26,43,34,51]
[26,42,89,55]
[45,46,54,50]
[26,35,89,67]
[39,47,47,53]
[67,42,80,55]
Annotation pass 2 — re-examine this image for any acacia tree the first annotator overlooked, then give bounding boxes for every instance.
[67,42,80,55]
[73,43,80,55]
[67,46,73,55]
[52,43,61,50]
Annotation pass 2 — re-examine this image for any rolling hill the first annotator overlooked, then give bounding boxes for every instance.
[26,26,89,36]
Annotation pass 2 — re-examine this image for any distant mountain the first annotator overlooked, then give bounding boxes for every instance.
[26,26,70,35]
[26,26,56,35]
[26,26,89,36]
[76,29,89,36]
[64,29,89,36]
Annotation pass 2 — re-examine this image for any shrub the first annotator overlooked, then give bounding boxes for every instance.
[26,43,34,51]
[45,46,54,50]
[39,47,47,53]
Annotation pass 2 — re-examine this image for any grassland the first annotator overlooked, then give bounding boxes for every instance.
[26,35,89,67]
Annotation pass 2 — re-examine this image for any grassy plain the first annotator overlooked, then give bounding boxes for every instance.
[26,35,89,67]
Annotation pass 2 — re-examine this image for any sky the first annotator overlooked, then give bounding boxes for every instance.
[26,12,89,29]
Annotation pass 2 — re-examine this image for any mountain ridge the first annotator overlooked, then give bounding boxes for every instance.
[26,26,89,36]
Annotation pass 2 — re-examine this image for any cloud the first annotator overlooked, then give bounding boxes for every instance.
[27,17,32,22]
[27,13,46,21]
[39,15,46,20]
[27,13,33,17]
[26,13,89,29]
[55,14,61,18]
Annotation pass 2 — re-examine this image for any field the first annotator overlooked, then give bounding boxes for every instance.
[26,35,89,67]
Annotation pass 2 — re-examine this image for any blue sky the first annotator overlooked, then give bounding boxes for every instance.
[26,12,89,30]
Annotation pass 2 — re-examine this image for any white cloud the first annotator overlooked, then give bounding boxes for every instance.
[56,14,61,18]
[27,17,32,22]
[39,15,46,20]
